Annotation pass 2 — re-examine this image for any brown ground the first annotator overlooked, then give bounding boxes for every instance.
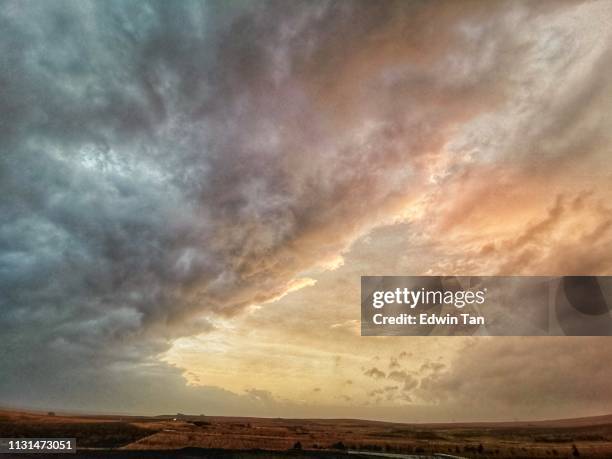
[1,409,612,458]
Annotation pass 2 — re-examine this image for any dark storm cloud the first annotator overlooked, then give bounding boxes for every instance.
[0,0,494,407]
[1,0,611,416]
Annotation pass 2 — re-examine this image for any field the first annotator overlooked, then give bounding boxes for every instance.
[2,409,612,458]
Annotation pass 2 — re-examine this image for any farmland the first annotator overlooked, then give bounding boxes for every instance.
[1,409,612,458]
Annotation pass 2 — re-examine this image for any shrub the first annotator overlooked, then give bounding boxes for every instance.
[331,441,347,450]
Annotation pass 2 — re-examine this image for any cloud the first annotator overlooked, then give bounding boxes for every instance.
[436,189,612,276]
[387,370,409,382]
[364,367,386,380]
[1,0,611,418]
[417,337,612,418]
[245,389,276,405]
[419,362,446,375]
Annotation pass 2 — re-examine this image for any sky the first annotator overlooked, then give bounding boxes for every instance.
[1,0,612,422]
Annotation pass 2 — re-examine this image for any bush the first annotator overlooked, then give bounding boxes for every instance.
[331,441,347,450]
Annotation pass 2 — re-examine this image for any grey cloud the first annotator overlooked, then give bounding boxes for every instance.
[0,0,488,409]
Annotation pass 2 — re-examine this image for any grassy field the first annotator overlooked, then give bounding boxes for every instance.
[2,409,612,458]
